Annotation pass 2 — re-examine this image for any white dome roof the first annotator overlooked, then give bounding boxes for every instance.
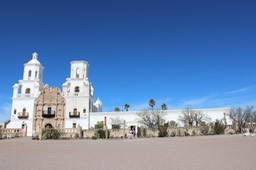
[27,52,41,65]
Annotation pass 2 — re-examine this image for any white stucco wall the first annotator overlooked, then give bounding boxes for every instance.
[89,108,231,129]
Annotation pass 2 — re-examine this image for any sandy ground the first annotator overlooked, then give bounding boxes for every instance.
[0,134,255,170]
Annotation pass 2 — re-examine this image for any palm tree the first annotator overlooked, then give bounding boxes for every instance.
[148,99,156,109]
[161,103,167,110]
[124,104,130,111]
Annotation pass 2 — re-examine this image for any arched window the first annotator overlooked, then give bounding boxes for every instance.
[74,86,80,92]
[73,108,78,115]
[28,70,32,78]
[22,108,26,116]
[25,88,30,94]
[35,71,38,79]
[76,68,79,78]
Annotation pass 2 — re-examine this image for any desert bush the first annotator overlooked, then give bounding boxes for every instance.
[177,129,182,137]
[95,121,104,129]
[112,124,120,129]
[143,128,147,137]
[249,128,255,133]
[74,133,79,139]
[97,129,110,139]
[213,120,225,135]
[184,131,190,136]
[158,125,168,137]
[200,122,210,135]
[137,127,141,137]
[42,128,61,140]
[170,130,176,137]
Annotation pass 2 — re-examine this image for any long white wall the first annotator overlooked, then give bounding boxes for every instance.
[90,107,231,129]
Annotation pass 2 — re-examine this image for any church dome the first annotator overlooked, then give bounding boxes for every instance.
[27,52,41,65]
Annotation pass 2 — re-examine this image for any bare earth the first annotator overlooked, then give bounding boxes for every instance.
[0,134,255,170]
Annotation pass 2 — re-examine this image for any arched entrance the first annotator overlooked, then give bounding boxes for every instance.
[45,124,53,129]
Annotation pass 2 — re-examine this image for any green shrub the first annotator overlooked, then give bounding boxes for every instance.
[92,136,97,140]
[74,133,79,139]
[112,124,120,129]
[170,130,176,137]
[97,129,110,139]
[184,131,190,136]
[213,120,225,135]
[137,127,141,137]
[98,129,105,139]
[41,128,61,140]
[158,125,168,137]
[143,128,147,137]
[249,128,255,133]
[192,130,196,136]
[95,121,104,129]
[200,122,209,135]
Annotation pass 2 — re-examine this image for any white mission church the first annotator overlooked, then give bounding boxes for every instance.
[6,52,231,137]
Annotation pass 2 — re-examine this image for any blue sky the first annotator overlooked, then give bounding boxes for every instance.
[0,0,256,122]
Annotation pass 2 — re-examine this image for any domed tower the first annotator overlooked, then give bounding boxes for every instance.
[62,60,97,129]
[7,52,44,136]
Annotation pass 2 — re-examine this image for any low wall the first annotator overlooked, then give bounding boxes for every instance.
[0,128,24,139]
[83,129,129,139]
[60,127,81,139]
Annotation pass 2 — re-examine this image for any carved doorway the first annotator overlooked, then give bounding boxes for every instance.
[45,124,53,129]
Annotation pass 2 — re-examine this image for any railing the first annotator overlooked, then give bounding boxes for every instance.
[69,112,80,118]
[16,94,33,98]
[17,112,29,119]
[42,111,56,118]
[0,128,23,138]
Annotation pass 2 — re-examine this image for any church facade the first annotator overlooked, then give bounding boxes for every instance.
[7,53,102,136]
[5,52,231,137]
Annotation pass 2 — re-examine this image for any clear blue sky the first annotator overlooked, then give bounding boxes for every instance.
[0,0,256,122]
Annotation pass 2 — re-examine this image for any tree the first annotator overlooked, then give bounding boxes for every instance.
[114,107,120,112]
[161,103,167,110]
[110,117,123,129]
[179,108,195,126]
[95,121,104,129]
[124,104,130,111]
[137,109,166,131]
[194,111,210,126]
[148,99,156,109]
[253,112,256,124]
[213,119,225,135]
[229,106,254,133]
[178,108,210,127]
[169,120,178,128]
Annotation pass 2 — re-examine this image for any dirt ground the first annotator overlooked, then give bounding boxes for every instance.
[0,134,255,170]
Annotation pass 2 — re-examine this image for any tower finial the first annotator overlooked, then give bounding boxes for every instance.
[32,52,38,60]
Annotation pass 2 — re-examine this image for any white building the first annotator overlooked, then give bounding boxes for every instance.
[7,53,44,136]
[5,53,231,136]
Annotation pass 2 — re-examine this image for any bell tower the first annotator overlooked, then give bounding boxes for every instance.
[62,60,95,129]
[7,52,45,136]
